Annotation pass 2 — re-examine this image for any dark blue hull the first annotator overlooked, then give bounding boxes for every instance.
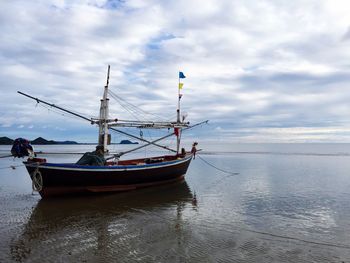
[24,154,192,198]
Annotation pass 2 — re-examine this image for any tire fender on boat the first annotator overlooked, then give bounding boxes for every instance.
[31,167,43,192]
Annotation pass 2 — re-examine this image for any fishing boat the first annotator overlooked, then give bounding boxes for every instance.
[18,66,207,198]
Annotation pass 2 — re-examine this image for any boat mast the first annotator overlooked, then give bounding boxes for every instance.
[176,82,180,154]
[176,72,183,154]
[98,65,110,153]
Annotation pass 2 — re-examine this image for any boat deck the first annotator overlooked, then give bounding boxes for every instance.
[108,154,187,166]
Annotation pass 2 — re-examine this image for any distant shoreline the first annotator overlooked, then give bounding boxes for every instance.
[0,136,138,145]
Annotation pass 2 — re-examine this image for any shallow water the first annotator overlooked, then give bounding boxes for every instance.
[1,144,350,262]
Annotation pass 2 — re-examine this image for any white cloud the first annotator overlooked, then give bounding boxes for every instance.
[1,0,350,142]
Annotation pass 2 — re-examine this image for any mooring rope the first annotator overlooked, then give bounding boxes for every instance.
[0,164,24,170]
[131,198,350,251]
[197,154,239,175]
[0,154,13,159]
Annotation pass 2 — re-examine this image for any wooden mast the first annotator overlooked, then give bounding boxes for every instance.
[98,65,110,153]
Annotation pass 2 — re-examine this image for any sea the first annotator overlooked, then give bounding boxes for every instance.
[1,143,350,262]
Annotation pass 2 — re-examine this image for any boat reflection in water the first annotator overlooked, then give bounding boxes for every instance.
[11,181,195,262]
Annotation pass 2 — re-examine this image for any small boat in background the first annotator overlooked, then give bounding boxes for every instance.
[18,66,207,198]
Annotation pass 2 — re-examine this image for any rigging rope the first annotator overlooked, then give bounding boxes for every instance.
[108,89,168,122]
[109,93,141,120]
[38,100,91,121]
[39,103,86,122]
[110,91,165,143]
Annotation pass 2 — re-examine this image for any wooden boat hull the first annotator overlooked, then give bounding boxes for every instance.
[23,155,192,198]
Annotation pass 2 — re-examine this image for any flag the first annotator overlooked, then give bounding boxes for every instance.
[179,71,186,79]
[179,83,184,89]
[179,94,183,99]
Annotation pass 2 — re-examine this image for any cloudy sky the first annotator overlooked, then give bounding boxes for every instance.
[1,0,350,143]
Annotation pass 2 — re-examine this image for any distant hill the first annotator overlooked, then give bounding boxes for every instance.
[31,137,56,145]
[0,137,14,145]
[0,136,78,145]
[119,140,138,144]
[57,140,79,145]
[31,137,78,145]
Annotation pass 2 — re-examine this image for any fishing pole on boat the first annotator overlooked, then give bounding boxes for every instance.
[110,120,207,154]
[109,127,177,153]
[107,120,209,159]
[106,131,178,159]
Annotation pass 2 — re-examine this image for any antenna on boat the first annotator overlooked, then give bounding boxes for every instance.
[98,65,111,154]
